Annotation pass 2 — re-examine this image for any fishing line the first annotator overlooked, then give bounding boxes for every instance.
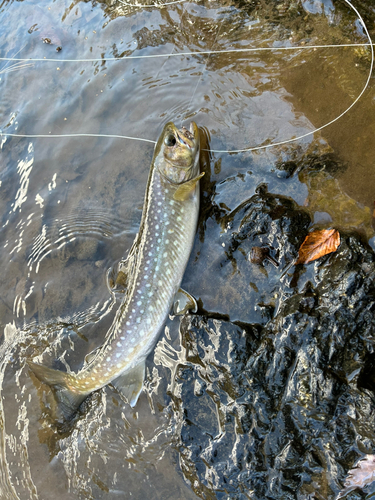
[0,43,372,63]
[0,0,373,153]
[208,0,374,153]
[0,132,157,143]
[119,0,185,6]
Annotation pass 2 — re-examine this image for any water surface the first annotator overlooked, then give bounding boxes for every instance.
[0,0,374,498]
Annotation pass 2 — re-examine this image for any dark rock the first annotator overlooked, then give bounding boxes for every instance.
[170,197,375,499]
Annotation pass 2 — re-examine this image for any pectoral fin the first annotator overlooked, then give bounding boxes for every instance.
[173,172,205,201]
[111,361,145,407]
[173,288,198,315]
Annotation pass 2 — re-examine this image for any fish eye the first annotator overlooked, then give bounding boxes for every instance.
[164,134,177,147]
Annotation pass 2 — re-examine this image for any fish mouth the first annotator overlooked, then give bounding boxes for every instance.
[168,122,199,150]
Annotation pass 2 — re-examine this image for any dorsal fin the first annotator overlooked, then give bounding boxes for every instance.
[173,172,205,201]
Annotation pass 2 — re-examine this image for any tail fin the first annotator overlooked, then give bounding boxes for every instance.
[28,361,87,421]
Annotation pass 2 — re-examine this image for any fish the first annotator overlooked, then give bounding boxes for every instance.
[28,121,203,420]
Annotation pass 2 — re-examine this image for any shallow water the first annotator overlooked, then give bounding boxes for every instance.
[0,0,374,498]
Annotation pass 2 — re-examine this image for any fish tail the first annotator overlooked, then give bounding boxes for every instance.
[28,361,87,420]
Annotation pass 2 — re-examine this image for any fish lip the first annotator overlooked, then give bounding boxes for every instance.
[175,122,199,150]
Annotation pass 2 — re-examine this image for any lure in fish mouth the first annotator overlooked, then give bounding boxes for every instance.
[28,121,203,421]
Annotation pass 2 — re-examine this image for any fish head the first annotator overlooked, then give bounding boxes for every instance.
[154,121,200,184]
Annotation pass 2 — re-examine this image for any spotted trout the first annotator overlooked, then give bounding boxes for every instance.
[29,121,203,419]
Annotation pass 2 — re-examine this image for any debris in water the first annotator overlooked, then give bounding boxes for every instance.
[296,228,340,264]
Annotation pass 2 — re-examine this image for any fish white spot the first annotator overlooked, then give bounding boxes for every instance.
[173,241,178,246]
[140,309,144,314]
[137,301,142,306]
[121,336,125,340]
[177,216,181,221]
[117,342,122,347]
[132,309,136,313]
[157,239,161,243]
[155,224,159,229]
[145,267,148,271]
[155,266,159,271]
[127,330,132,334]
[131,337,136,343]
[106,357,111,362]
[165,189,169,193]
[169,200,174,205]
[172,209,175,214]
[126,321,130,326]
[147,318,152,325]
[163,252,168,257]
[166,269,171,275]
[181,207,184,213]
[148,292,153,297]
[148,252,152,256]
[136,317,141,323]
[129,347,134,353]
[157,209,161,213]
[146,284,151,288]
[116,352,121,358]
[91,377,96,381]
[149,306,154,312]
[168,229,174,234]
[116,363,122,368]
[146,260,150,264]
[158,280,163,286]
[158,202,162,206]
[165,239,169,244]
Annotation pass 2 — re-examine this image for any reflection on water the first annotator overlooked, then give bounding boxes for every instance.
[0,0,374,498]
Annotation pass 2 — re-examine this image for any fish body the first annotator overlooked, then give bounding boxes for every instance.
[29,121,202,419]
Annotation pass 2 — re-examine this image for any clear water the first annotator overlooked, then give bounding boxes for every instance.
[0,0,374,498]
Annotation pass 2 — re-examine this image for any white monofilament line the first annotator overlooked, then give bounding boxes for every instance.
[0,43,372,64]
[119,0,185,5]
[0,0,373,154]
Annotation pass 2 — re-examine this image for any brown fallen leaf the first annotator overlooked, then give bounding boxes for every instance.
[296,229,340,264]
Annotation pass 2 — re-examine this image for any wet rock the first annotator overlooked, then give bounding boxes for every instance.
[170,205,375,498]
[184,189,311,325]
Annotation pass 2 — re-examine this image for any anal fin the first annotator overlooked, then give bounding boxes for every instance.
[111,361,145,407]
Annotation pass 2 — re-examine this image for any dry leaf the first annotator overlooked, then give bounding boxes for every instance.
[296,229,340,264]
[337,455,375,499]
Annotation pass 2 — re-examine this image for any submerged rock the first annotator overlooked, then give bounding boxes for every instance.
[169,194,375,499]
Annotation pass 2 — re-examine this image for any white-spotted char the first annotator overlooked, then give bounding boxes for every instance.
[28,121,202,419]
